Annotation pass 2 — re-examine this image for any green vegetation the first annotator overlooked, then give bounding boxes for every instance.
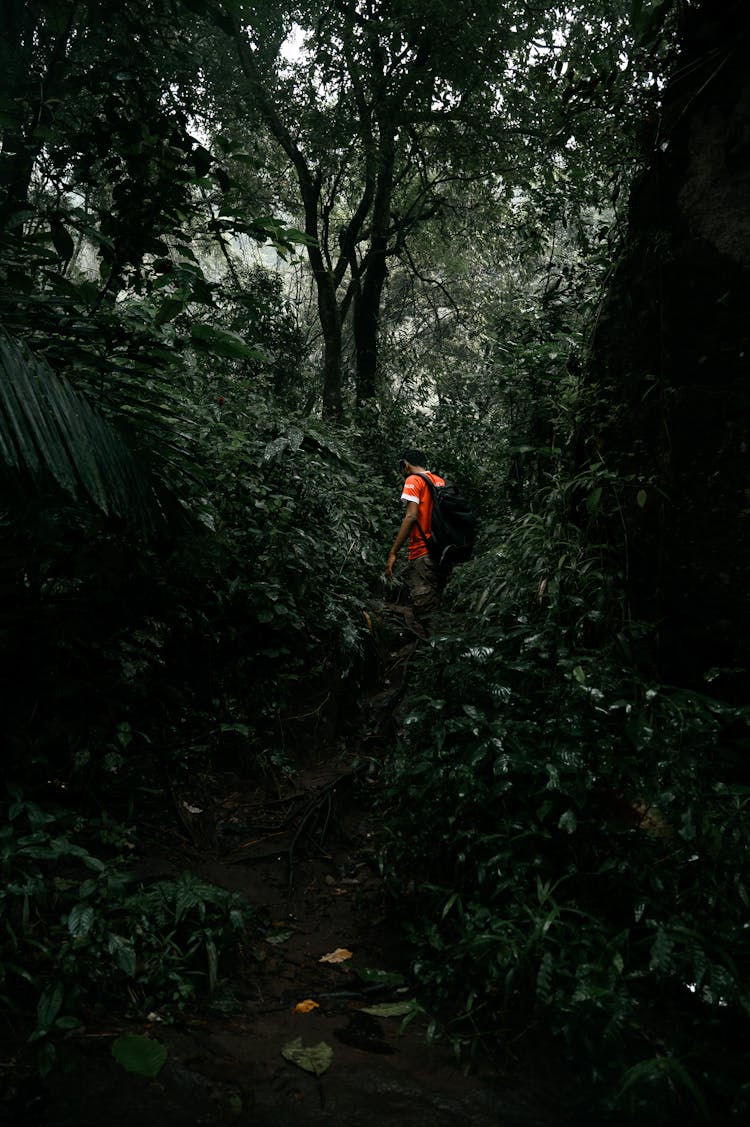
[1,787,253,1075]
[381,472,750,1121]
[1,0,748,1122]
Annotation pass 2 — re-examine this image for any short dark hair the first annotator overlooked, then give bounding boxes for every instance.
[400,447,426,466]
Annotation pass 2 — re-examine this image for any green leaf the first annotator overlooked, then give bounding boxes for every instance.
[351,967,406,987]
[55,1015,82,1030]
[631,0,675,45]
[108,933,137,977]
[111,1034,167,1077]
[281,1037,332,1077]
[636,489,647,508]
[265,928,295,945]
[359,1001,417,1018]
[190,323,263,361]
[37,1041,57,1078]
[442,892,459,919]
[36,983,63,1031]
[0,331,169,535]
[155,297,185,326]
[558,810,577,834]
[650,925,674,972]
[67,904,95,938]
[586,486,602,513]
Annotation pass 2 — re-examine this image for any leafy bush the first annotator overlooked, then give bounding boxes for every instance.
[381,459,750,1122]
[0,786,253,1075]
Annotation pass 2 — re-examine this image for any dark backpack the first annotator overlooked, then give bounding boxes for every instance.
[413,472,476,570]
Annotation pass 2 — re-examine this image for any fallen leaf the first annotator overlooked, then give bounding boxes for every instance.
[281,1037,332,1076]
[111,1034,167,1078]
[632,802,672,838]
[352,967,405,987]
[319,948,353,964]
[265,928,295,945]
[359,1001,417,1018]
[293,999,320,1014]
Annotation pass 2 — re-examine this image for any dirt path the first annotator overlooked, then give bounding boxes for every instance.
[16,750,558,1127]
[8,620,563,1126]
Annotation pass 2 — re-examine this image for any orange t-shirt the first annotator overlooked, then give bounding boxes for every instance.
[401,471,445,560]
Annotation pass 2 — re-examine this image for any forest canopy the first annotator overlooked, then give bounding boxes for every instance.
[2,1,749,1123]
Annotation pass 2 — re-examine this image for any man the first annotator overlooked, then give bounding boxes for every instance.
[385,448,444,633]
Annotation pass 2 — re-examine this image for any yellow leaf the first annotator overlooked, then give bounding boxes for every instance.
[293,999,320,1014]
[632,802,672,839]
[319,947,353,964]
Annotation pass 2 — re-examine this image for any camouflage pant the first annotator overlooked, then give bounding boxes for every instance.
[405,554,441,626]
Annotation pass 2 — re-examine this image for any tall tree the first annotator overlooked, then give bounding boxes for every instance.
[204,0,638,419]
[0,0,79,237]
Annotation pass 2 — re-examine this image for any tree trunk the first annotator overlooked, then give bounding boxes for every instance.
[318,270,344,422]
[354,124,395,409]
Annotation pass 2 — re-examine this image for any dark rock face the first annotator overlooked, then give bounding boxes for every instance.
[591,1,750,687]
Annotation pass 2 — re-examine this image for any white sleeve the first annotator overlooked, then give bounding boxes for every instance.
[401,475,421,504]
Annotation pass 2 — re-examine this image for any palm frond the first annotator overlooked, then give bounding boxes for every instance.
[0,330,172,534]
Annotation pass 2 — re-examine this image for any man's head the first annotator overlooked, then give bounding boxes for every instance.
[399,447,427,475]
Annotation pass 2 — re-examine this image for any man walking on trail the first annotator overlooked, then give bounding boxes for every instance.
[385,448,444,633]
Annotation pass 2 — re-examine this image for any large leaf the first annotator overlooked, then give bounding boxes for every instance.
[190,322,267,361]
[281,1038,332,1077]
[359,1001,417,1018]
[0,331,169,534]
[111,1034,167,1078]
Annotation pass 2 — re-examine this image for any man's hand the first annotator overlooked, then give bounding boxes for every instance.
[385,501,418,578]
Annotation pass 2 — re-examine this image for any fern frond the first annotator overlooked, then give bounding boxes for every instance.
[0,330,170,534]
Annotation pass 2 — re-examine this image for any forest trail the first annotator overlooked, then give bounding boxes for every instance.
[19,619,561,1127]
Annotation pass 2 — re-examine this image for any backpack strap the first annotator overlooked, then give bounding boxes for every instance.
[411,472,438,553]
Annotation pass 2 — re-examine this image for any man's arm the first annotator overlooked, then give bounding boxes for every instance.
[385,500,419,577]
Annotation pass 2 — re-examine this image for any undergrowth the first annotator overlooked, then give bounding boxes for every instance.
[380,454,750,1124]
[0,786,254,1076]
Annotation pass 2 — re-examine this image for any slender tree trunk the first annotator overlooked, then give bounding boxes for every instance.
[354,124,395,408]
[299,177,343,422]
[318,270,343,421]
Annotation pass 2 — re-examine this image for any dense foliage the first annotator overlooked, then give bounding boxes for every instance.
[2,0,747,1121]
[381,452,750,1121]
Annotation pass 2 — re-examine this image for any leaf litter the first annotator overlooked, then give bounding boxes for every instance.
[293,999,320,1013]
[319,947,353,964]
[281,1037,333,1076]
